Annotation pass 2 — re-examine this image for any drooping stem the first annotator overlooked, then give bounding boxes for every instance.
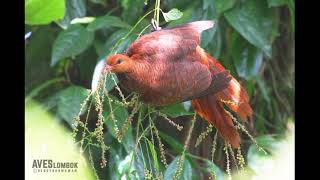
[111,9,156,54]
[154,0,161,27]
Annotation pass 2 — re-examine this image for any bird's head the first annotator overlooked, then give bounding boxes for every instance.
[105,54,133,73]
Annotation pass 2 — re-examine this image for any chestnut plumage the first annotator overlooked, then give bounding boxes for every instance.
[106,21,253,148]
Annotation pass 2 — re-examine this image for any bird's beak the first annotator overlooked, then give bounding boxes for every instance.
[104,64,112,73]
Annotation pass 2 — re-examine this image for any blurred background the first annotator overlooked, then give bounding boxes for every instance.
[25,0,294,179]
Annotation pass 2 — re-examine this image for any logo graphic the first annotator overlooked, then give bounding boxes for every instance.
[32,159,78,173]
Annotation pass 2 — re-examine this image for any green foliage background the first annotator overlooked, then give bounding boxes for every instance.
[25,0,294,179]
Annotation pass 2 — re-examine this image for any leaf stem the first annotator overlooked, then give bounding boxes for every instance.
[111,9,156,54]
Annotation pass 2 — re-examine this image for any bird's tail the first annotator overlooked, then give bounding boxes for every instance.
[192,54,253,148]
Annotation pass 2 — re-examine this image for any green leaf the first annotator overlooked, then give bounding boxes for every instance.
[105,73,119,92]
[202,0,212,10]
[231,33,263,79]
[159,131,184,153]
[166,8,193,27]
[118,152,134,176]
[120,0,145,24]
[146,139,160,172]
[56,85,89,125]
[105,140,128,179]
[58,0,86,28]
[103,29,137,57]
[159,103,193,118]
[267,0,287,7]
[201,5,218,48]
[246,134,294,179]
[94,39,106,57]
[203,160,226,179]
[214,0,236,15]
[205,24,222,58]
[165,0,194,10]
[70,17,96,24]
[89,0,107,6]
[287,0,295,32]
[51,24,94,66]
[256,76,270,104]
[87,16,131,31]
[162,8,183,22]
[76,47,98,87]
[164,155,192,180]
[166,2,203,28]
[224,0,277,57]
[25,0,65,25]
[247,135,279,175]
[254,135,282,151]
[25,26,57,92]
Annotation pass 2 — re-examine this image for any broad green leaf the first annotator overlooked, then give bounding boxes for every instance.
[201,5,218,48]
[146,139,160,172]
[247,135,284,177]
[224,0,277,58]
[58,0,86,28]
[25,0,65,25]
[56,85,89,126]
[164,155,192,180]
[118,152,135,176]
[167,3,203,28]
[133,146,149,179]
[256,76,270,103]
[159,103,193,118]
[202,0,212,10]
[105,73,119,92]
[165,0,194,10]
[231,32,263,79]
[159,131,200,176]
[204,160,226,180]
[247,134,294,180]
[159,131,184,153]
[167,8,194,27]
[89,0,107,6]
[287,0,295,32]
[70,17,96,24]
[214,0,236,15]
[51,24,94,66]
[76,47,98,87]
[25,26,57,92]
[87,16,131,31]
[267,0,287,7]
[253,135,282,151]
[182,101,191,111]
[94,39,106,57]
[103,29,137,57]
[205,21,222,59]
[162,8,183,22]
[106,140,128,180]
[120,0,145,24]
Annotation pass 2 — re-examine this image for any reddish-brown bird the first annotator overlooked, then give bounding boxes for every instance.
[105,21,253,148]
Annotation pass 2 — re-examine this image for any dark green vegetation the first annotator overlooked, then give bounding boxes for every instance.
[25,0,294,179]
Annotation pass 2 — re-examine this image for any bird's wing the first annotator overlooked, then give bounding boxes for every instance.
[181,70,232,102]
[126,21,214,61]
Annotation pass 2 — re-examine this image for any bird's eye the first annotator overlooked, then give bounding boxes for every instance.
[117,59,123,64]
